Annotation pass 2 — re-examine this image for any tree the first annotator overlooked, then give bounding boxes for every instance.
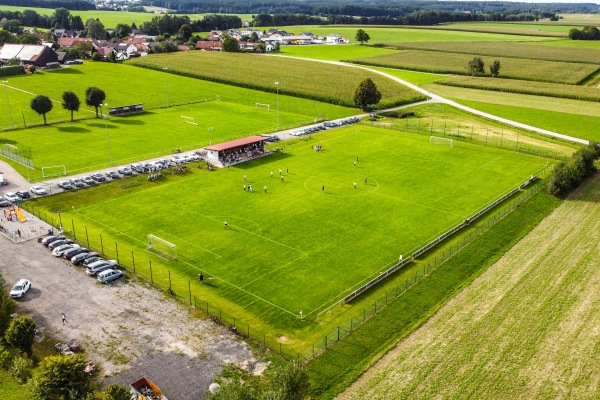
[222,37,240,52]
[250,31,259,42]
[255,42,266,53]
[85,87,106,118]
[30,95,53,125]
[178,24,193,42]
[28,354,91,400]
[355,29,370,44]
[0,289,15,336]
[71,15,85,31]
[61,91,80,122]
[18,33,41,45]
[51,8,71,29]
[0,30,14,45]
[353,78,382,111]
[467,57,485,76]
[4,315,36,354]
[114,23,132,39]
[271,362,310,400]
[91,52,102,61]
[489,60,501,77]
[86,19,106,40]
[104,384,131,400]
[273,42,280,52]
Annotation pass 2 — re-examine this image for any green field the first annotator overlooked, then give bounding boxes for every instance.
[278,44,398,61]
[29,125,550,348]
[127,52,426,108]
[337,175,600,400]
[382,41,600,63]
[348,50,598,84]
[0,371,31,400]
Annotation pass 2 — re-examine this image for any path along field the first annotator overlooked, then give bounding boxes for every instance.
[338,174,600,400]
[28,125,550,346]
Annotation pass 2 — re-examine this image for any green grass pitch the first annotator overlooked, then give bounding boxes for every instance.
[31,124,550,339]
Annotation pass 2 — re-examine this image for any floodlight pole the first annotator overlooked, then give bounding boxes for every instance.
[274,81,279,131]
[102,103,113,165]
[163,67,169,108]
[2,80,14,128]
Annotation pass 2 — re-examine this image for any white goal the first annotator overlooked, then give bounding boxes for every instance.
[256,103,270,111]
[42,165,66,178]
[430,136,453,147]
[147,234,177,261]
[180,116,198,126]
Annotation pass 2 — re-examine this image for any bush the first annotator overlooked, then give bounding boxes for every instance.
[9,354,33,383]
[0,65,25,77]
[0,289,15,335]
[548,142,600,196]
[380,111,415,119]
[0,346,12,369]
[4,315,36,354]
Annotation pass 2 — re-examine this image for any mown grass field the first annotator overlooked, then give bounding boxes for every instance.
[0,371,31,400]
[348,50,598,84]
[338,175,600,400]
[278,44,398,61]
[382,41,600,63]
[27,125,549,349]
[437,76,600,102]
[438,21,575,34]
[128,52,426,108]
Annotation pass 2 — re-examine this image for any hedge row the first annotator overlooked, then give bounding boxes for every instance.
[548,142,600,197]
[0,66,25,77]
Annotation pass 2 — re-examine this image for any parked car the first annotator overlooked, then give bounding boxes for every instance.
[9,279,31,299]
[57,181,73,190]
[170,155,183,164]
[52,243,79,257]
[63,247,87,259]
[82,256,104,267]
[71,251,99,265]
[30,185,47,195]
[41,235,65,247]
[48,239,73,250]
[86,260,118,276]
[69,178,85,188]
[16,190,31,199]
[105,171,120,179]
[82,176,96,186]
[131,164,146,173]
[117,167,133,176]
[0,199,10,207]
[97,269,124,283]
[4,192,20,203]
[90,173,106,182]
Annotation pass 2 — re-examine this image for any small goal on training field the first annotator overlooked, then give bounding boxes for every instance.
[42,165,66,178]
[180,116,198,126]
[147,234,177,261]
[430,136,453,147]
[255,103,270,111]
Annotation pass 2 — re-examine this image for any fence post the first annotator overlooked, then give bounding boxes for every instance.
[337,326,340,341]
[350,318,353,331]
[363,308,366,321]
[168,270,171,291]
[132,251,135,273]
[115,242,119,263]
[312,344,315,358]
[247,324,250,337]
[71,219,75,239]
[85,226,89,247]
[150,260,153,283]
[188,280,191,304]
[100,234,104,255]
[280,343,282,355]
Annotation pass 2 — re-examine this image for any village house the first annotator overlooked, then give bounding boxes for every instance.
[0,44,59,67]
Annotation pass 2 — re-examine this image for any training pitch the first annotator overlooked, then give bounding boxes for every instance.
[33,125,550,331]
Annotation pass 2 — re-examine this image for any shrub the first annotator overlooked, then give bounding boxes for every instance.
[548,142,600,196]
[0,346,12,369]
[9,354,33,383]
[0,289,15,335]
[0,65,25,77]
[5,315,36,354]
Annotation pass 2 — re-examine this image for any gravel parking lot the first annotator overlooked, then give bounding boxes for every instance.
[0,233,266,400]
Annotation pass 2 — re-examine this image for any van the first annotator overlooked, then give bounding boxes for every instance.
[86,260,118,276]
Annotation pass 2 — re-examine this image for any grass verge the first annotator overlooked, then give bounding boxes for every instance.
[306,187,562,399]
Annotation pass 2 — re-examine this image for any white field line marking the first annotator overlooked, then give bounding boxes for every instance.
[477,156,502,170]
[240,252,308,289]
[157,230,222,259]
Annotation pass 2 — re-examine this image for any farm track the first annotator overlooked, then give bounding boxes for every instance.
[270,55,589,145]
[337,174,600,399]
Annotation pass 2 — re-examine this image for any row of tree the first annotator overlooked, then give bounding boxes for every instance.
[568,26,600,41]
[30,87,106,126]
[467,57,501,77]
[548,143,600,197]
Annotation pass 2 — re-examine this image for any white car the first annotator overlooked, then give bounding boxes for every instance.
[30,185,47,195]
[97,269,124,283]
[52,243,79,257]
[10,279,31,299]
[4,192,20,203]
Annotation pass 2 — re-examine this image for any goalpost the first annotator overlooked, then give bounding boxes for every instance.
[256,103,270,111]
[147,234,177,261]
[42,165,66,178]
[180,116,198,126]
[430,136,453,147]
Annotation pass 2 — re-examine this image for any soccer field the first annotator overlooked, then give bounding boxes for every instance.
[32,125,550,333]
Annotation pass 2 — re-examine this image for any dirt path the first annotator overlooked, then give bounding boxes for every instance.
[0,235,266,399]
[337,175,600,399]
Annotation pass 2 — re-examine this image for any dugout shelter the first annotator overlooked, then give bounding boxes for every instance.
[204,136,270,166]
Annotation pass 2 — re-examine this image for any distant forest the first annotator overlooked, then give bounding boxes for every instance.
[0,0,94,10]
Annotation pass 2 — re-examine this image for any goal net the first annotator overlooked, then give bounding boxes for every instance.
[42,165,66,178]
[430,136,453,147]
[180,116,198,126]
[147,234,177,261]
[256,103,270,111]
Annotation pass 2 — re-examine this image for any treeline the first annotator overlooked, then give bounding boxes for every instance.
[568,26,600,41]
[548,143,600,197]
[140,14,242,35]
[139,0,598,16]
[0,8,85,30]
[0,0,94,10]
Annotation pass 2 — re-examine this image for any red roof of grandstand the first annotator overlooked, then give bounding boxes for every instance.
[205,136,267,152]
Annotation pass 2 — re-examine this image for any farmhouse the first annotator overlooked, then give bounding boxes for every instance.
[204,136,269,166]
[0,44,59,67]
[195,41,222,51]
